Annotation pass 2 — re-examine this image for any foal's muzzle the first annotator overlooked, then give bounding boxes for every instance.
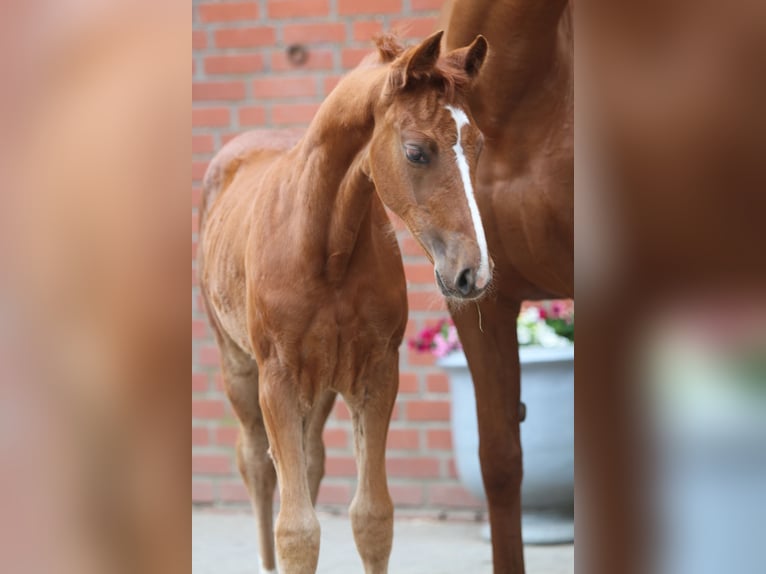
[435,267,488,301]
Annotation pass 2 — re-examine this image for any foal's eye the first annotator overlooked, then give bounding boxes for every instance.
[404,144,429,165]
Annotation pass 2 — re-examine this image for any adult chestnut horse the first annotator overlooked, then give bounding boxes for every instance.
[441,1,574,573]
[199,32,491,573]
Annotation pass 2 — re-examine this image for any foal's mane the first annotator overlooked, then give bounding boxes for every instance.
[370,32,475,103]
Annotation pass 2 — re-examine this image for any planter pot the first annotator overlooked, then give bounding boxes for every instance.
[439,345,574,544]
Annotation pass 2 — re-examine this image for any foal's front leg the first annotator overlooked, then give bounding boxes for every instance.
[259,369,321,573]
[343,357,399,574]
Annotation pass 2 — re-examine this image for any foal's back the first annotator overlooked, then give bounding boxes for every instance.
[199,130,301,354]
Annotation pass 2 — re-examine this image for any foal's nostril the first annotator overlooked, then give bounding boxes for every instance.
[456,268,475,296]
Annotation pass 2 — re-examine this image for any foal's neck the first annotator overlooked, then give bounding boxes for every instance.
[290,63,389,280]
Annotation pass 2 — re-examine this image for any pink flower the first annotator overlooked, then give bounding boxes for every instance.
[432,333,451,358]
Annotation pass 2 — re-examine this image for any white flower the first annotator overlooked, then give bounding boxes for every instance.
[517,324,532,345]
[520,307,540,324]
[537,323,568,348]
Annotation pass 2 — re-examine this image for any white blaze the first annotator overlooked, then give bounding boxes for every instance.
[445,105,490,288]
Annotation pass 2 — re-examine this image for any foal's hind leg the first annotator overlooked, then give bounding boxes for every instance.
[218,342,277,574]
[305,390,336,505]
[344,357,398,574]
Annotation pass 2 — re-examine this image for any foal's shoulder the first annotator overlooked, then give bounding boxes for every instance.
[202,128,305,216]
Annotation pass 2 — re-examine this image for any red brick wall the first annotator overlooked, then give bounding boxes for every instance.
[192,0,485,513]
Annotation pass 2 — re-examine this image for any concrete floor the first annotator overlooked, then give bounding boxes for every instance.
[193,509,573,574]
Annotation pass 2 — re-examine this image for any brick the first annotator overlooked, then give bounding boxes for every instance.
[316,483,351,505]
[214,374,227,392]
[192,373,208,392]
[342,48,372,69]
[385,457,440,478]
[192,426,209,446]
[389,212,406,230]
[407,347,437,366]
[400,237,423,257]
[429,484,485,509]
[192,454,232,475]
[325,456,357,477]
[322,428,348,449]
[214,27,276,48]
[391,17,438,39]
[404,319,420,339]
[192,134,214,155]
[271,48,334,72]
[272,103,319,125]
[387,429,419,450]
[198,3,259,22]
[204,54,264,75]
[193,30,207,50]
[192,81,246,101]
[411,0,443,10]
[353,20,384,42]
[323,74,343,96]
[198,345,221,366]
[215,427,239,446]
[405,263,435,285]
[192,187,202,208]
[192,319,207,338]
[219,481,250,502]
[192,161,208,181]
[389,484,424,506]
[332,400,351,420]
[405,400,450,421]
[267,0,329,19]
[192,107,230,127]
[407,290,445,312]
[338,0,402,16]
[238,106,267,126]
[398,372,419,394]
[192,481,214,503]
[192,239,198,260]
[390,403,400,420]
[426,429,453,450]
[192,399,226,419]
[195,293,207,314]
[426,372,450,393]
[283,23,346,44]
[253,76,316,99]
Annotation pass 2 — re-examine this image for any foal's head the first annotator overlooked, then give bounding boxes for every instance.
[367,31,493,301]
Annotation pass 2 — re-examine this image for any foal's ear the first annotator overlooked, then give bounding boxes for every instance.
[446,34,489,79]
[390,30,444,91]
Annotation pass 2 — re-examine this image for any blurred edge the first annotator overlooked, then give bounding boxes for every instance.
[0,1,190,573]
[0,0,765,573]
[576,1,766,574]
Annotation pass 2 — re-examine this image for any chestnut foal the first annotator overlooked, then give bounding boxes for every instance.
[199,32,491,573]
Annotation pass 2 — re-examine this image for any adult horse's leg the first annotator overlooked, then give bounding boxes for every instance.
[217,338,278,574]
[451,297,524,574]
[343,358,398,574]
[259,369,321,573]
[305,390,337,505]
